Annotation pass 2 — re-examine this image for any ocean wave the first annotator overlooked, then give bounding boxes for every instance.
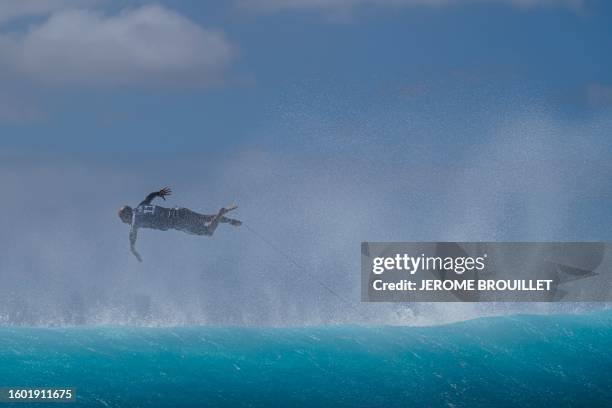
[1,311,611,407]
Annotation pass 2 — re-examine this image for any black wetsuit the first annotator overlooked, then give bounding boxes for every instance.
[129,192,234,257]
[131,204,213,235]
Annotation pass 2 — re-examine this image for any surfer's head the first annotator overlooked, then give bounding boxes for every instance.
[118,205,133,224]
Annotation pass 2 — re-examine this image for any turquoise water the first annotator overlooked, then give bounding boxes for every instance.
[1,311,611,407]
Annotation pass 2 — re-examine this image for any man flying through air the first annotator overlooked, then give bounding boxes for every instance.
[117,187,241,261]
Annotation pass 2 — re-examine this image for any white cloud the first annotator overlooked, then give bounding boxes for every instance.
[241,0,585,13]
[0,5,234,87]
[0,0,100,25]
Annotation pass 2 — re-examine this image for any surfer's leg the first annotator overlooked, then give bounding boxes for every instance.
[201,214,231,223]
[202,214,241,226]
[225,217,242,227]
[174,206,238,236]
[173,208,208,235]
[201,206,238,236]
[201,207,229,236]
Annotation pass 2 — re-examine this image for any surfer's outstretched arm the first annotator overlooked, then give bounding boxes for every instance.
[139,187,172,206]
[129,227,142,262]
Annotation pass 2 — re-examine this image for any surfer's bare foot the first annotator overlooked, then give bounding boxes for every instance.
[229,219,242,227]
[220,204,237,216]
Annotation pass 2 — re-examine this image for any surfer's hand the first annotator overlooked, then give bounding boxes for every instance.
[158,187,172,200]
[131,248,143,262]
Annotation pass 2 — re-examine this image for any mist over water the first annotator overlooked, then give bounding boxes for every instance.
[1,107,611,326]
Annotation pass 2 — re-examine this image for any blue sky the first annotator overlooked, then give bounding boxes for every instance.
[1,0,611,161]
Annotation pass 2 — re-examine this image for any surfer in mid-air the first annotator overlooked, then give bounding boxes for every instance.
[118,187,241,261]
